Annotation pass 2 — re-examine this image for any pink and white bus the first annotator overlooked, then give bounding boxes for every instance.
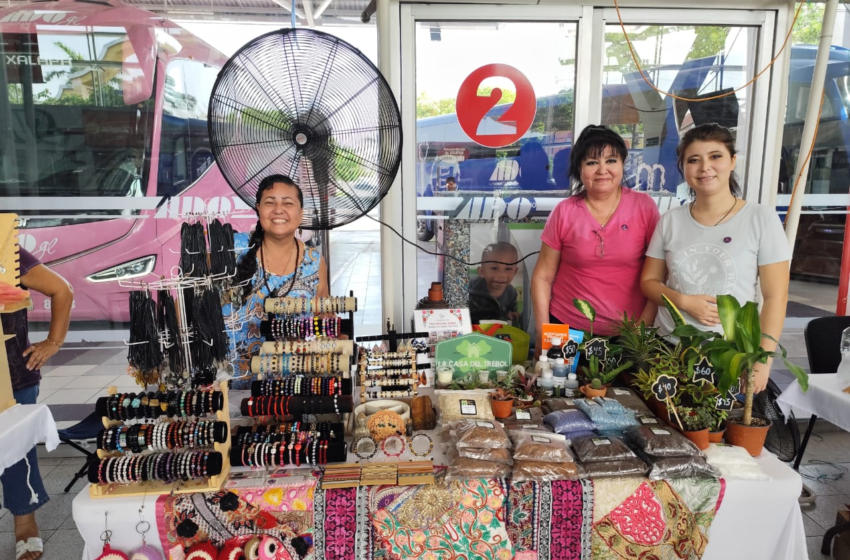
[1,0,253,324]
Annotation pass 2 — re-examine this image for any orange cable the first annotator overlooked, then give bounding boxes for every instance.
[612,0,805,102]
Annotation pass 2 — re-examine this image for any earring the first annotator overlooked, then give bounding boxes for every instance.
[298,227,303,236]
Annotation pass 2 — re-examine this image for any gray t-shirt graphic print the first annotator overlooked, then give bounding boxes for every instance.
[647,201,789,337]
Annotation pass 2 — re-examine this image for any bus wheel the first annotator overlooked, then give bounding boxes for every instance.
[417,220,434,242]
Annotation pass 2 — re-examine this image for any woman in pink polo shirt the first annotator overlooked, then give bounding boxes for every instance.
[531,125,660,338]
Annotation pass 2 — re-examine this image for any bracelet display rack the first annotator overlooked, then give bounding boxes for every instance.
[233,294,358,469]
[87,384,231,499]
[356,324,429,402]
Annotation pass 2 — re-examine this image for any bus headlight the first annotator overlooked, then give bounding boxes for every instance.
[86,256,156,283]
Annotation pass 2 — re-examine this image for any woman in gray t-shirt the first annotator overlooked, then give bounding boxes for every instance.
[640,124,790,394]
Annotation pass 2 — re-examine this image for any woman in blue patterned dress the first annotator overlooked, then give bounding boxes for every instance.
[223,175,329,388]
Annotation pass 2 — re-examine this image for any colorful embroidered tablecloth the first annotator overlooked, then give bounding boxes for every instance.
[153,474,724,560]
[591,477,724,560]
[156,478,317,557]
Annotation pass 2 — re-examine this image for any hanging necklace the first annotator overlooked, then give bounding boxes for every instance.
[690,197,738,226]
[260,238,299,299]
[586,188,622,229]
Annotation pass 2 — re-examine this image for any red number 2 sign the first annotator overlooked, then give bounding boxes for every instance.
[456,64,536,148]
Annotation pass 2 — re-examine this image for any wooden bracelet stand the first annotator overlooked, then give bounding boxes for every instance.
[0,214,29,413]
[355,326,429,403]
[89,383,232,498]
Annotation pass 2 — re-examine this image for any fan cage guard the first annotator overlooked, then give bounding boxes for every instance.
[208,27,402,230]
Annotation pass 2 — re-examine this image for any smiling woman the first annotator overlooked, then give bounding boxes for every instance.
[222,175,330,388]
[640,123,791,395]
[531,125,661,339]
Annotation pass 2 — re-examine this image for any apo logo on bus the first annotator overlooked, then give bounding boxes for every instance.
[456,64,536,149]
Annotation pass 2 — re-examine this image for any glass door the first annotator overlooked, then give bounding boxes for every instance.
[400,5,583,332]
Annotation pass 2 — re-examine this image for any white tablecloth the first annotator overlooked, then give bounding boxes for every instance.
[0,403,60,476]
[703,451,806,560]
[778,373,850,432]
[73,454,806,560]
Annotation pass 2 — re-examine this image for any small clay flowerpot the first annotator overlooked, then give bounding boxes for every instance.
[490,398,514,419]
[708,427,726,444]
[580,384,607,398]
[725,414,772,457]
[682,428,710,451]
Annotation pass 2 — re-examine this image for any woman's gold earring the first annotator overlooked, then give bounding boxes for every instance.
[298,227,303,236]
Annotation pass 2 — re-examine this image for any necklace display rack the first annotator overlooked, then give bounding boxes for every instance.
[0,214,28,413]
[85,213,237,498]
[355,323,430,402]
[233,294,358,469]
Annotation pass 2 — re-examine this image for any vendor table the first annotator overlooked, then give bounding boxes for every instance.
[778,373,850,555]
[0,403,60,476]
[72,451,805,560]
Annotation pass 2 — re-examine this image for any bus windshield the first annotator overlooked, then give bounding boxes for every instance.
[1,25,155,226]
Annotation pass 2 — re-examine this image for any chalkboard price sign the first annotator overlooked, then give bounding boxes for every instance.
[715,390,737,411]
[651,375,678,401]
[606,354,622,371]
[563,339,579,359]
[585,338,609,363]
[692,356,717,386]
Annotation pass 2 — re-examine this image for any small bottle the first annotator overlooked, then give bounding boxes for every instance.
[565,372,579,390]
[839,327,850,385]
[547,337,564,362]
[535,355,550,375]
[537,369,554,397]
[552,357,567,378]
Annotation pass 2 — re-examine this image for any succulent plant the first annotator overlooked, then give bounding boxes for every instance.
[590,378,603,390]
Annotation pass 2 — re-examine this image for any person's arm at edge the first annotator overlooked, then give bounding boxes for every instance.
[20,264,74,370]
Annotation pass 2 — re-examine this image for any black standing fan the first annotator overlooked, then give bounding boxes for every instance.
[752,378,800,462]
[208,28,402,229]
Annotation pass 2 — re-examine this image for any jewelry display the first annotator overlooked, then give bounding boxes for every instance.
[352,436,379,460]
[407,433,434,457]
[92,451,222,485]
[251,353,348,375]
[98,389,224,421]
[380,434,406,458]
[237,293,356,470]
[358,345,421,402]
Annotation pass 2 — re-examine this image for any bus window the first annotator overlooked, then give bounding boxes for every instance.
[0,27,154,226]
[157,58,218,197]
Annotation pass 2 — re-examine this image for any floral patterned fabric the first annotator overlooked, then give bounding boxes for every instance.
[506,480,585,560]
[223,231,321,389]
[591,478,723,560]
[368,476,514,560]
[156,480,316,557]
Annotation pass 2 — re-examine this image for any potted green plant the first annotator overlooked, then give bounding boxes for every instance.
[709,409,729,443]
[663,294,808,456]
[678,405,714,450]
[489,387,515,419]
[512,369,540,405]
[617,315,666,374]
[579,355,634,398]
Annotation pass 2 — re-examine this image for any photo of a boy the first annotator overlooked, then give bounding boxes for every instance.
[469,242,520,325]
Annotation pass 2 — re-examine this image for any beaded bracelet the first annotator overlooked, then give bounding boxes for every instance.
[407,433,434,457]
[352,436,378,460]
[381,434,406,458]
